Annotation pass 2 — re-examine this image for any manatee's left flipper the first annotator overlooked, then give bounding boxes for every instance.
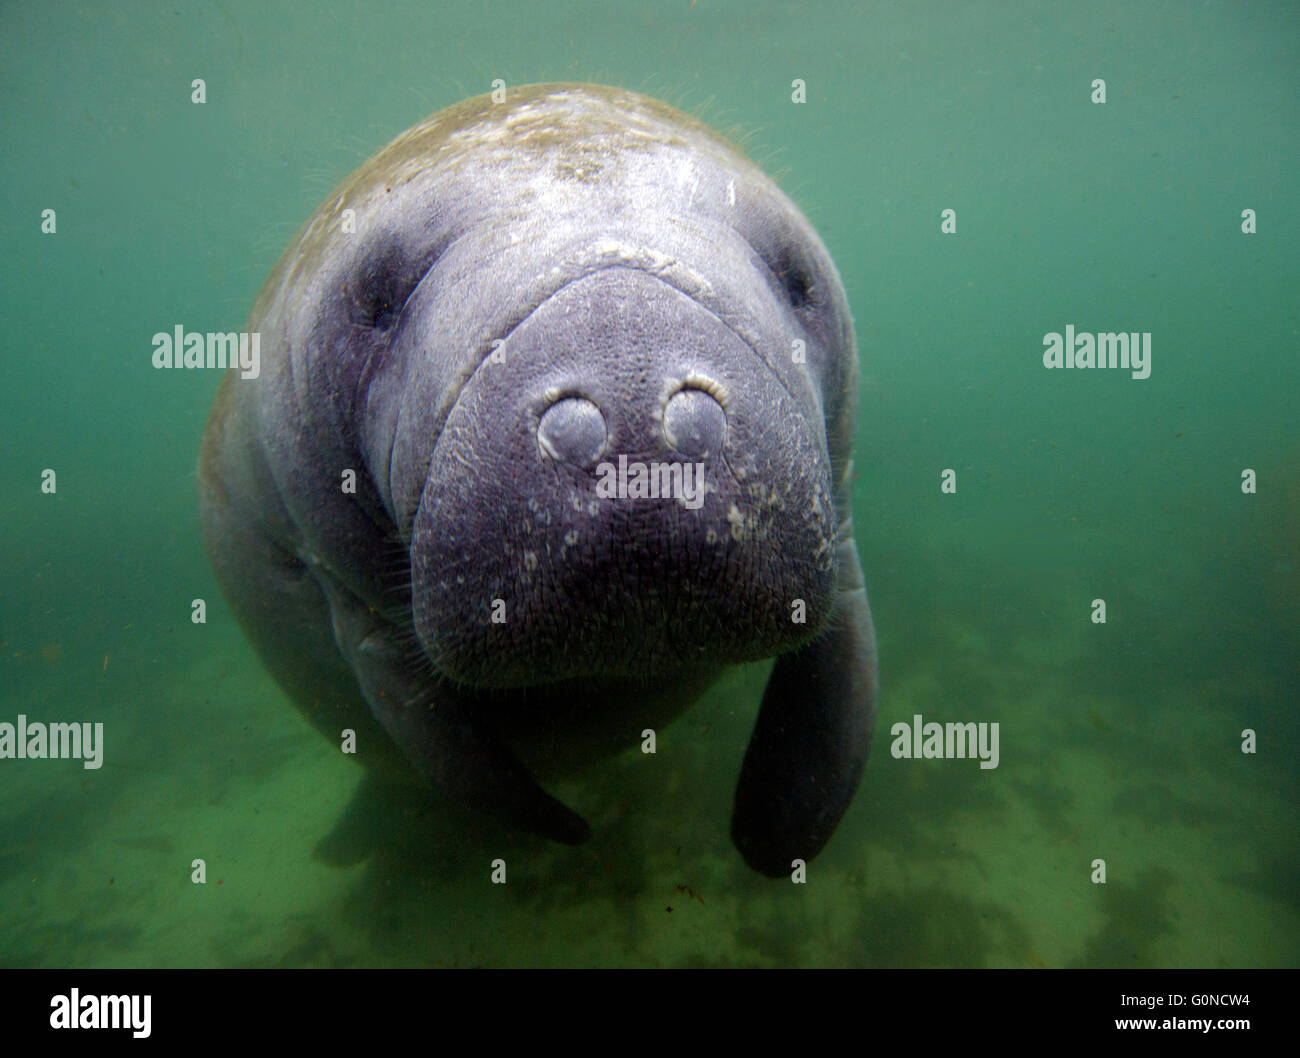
[731,532,878,877]
[314,569,591,846]
[312,771,398,866]
[383,684,592,846]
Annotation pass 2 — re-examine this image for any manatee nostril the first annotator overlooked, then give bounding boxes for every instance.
[537,396,607,466]
[663,387,727,458]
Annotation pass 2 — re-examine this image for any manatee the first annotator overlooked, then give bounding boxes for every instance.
[198,83,877,877]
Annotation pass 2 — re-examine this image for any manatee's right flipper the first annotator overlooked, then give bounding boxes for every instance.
[731,531,878,877]
[312,771,397,866]
[315,571,591,846]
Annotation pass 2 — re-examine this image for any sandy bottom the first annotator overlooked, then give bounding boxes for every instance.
[2,615,1295,968]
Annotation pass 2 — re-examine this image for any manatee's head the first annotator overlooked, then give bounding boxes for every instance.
[412,258,845,689]
[278,84,858,689]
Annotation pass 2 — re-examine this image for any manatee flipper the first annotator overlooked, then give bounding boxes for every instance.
[312,771,401,866]
[731,531,878,877]
[315,571,592,846]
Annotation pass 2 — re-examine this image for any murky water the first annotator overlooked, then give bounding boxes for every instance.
[2,0,1296,967]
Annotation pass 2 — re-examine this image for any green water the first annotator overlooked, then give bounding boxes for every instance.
[1,0,1296,967]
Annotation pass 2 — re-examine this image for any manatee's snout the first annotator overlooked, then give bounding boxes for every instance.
[410,266,839,688]
[536,383,728,469]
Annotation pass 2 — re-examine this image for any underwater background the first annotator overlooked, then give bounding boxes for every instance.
[1,0,1296,967]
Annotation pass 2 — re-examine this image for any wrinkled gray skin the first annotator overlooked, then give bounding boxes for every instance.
[199,83,877,877]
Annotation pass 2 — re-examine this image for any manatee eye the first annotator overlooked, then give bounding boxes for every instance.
[755,240,815,312]
[347,237,448,332]
[348,243,415,330]
[780,261,812,309]
[772,246,814,310]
